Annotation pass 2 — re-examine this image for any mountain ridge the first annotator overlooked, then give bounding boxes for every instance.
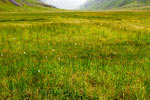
[0,0,56,11]
[80,0,150,10]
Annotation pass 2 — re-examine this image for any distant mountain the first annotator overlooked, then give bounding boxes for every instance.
[0,0,56,11]
[80,0,150,10]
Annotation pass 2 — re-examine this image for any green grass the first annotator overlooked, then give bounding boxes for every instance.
[0,11,150,99]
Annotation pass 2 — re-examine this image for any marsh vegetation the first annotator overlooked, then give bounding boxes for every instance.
[0,11,150,99]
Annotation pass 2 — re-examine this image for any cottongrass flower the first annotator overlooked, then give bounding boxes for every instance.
[113,52,117,55]
[89,55,92,58]
[58,57,61,60]
[52,49,55,52]
[1,53,3,57]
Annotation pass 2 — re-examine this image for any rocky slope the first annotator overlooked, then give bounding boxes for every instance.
[80,0,150,10]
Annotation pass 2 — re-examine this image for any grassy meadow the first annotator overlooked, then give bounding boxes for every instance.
[0,11,150,99]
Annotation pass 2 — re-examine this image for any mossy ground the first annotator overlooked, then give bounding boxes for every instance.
[0,11,150,99]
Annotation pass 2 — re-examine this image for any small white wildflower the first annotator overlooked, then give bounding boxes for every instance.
[89,55,92,57]
[38,70,40,73]
[1,54,3,57]
[52,49,55,52]
[113,52,117,55]
[24,68,27,71]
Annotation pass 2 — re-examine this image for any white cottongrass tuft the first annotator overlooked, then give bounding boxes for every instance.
[52,49,55,52]
[1,54,3,57]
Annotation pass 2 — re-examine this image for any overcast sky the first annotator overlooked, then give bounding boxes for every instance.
[42,0,86,9]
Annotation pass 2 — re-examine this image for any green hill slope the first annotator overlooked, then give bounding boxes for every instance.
[0,0,56,11]
[80,0,150,10]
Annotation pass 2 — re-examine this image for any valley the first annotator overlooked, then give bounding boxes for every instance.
[0,0,150,99]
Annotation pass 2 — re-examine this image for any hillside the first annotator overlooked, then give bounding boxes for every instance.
[0,0,56,11]
[80,0,150,10]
